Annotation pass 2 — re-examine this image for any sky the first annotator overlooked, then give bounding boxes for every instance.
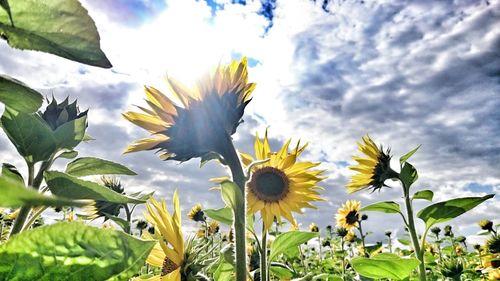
[0,0,499,245]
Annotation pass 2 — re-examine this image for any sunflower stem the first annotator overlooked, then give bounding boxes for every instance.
[403,187,426,281]
[261,222,268,281]
[9,162,35,237]
[218,133,248,281]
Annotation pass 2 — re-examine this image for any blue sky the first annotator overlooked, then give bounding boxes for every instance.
[0,0,499,244]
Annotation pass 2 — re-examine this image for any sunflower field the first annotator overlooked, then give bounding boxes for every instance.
[0,1,498,281]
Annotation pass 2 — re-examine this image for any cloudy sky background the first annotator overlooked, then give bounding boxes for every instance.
[1,0,499,245]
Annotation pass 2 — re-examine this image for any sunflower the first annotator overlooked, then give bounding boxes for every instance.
[123,58,255,162]
[136,191,184,281]
[347,135,397,193]
[208,220,220,235]
[489,268,500,280]
[336,200,361,232]
[187,204,205,223]
[242,131,326,230]
[309,223,319,233]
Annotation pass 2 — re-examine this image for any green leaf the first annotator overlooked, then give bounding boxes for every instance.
[214,260,234,281]
[200,152,226,167]
[399,162,418,190]
[0,222,155,280]
[269,231,318,262]
[399,145,421,166]
[220,181,244,221]
[53,114,87,149]
[412,189,434,201]
[1,108,56,163]
[205,207,233,226]
[1,163,24,185]
[417,194,494,228]
[351,253,420,280]
[398,239,411,246]
[0,175,89,208]
[361,201,401,214]
[65,157,137,177]
[269,263,294,279]
[0,75,43,112]
[45,171,145,204]
[0,0,111,68]
[57,150,78,159]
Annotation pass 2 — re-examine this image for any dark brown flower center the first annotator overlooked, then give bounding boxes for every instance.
[161,257,179,276]
[346,210,359,225]
[249,167,289,202]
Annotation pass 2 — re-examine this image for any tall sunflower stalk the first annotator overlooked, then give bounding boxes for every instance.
[240,131,326,281]
[347,135,426,281]
[123,58,255,281]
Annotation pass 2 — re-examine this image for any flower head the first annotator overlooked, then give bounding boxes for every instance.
[187,204,205,223]
[487,236,500,254]
[138,191,184,281]
[83,176,124,220]
[208,220,220,235]
[480,219,494,232]
[243,130,326,230]
[336,200,361,232]
[39,97,88,131]
[309,223,319,233]
[123,58,255,162]
[335,227,349,238]
[347,135,396,193]
[489,268,500,280]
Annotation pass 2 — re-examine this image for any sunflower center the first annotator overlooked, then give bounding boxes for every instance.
[249,166,290,202]
[346,210,359,225]
[161,257,179,276]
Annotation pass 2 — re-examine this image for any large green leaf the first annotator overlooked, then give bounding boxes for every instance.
[45,171,145,204]
[65,157,137,177]
[1,108,57,163]
[0,0,111,68]
[0,75,43,112]
[53,114,87,149]
[213,260,234,281]
[351,253,420,280]
[417,194,494,228]
[205,207,233,226]
[220,180,244,225]
[269,231,318,262]
[0,175,89,208]
[1,163,24,185]
[361,201,401,214]
[0,222,155,280]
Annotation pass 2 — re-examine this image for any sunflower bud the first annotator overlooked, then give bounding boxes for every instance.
[444,225,453,237]
[361,214,368,221]
[385,230,392,237]
[39,97,88,149]
[441,260,463,279]
[487,236,500,254]
[431,226,441,236]
[336,227,349,238]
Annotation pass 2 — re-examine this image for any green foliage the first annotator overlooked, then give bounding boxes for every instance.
[269,231,318,262]
[413,189,434,201]
[65,157,137,177]
[0,75,43,113]
[0,0,111,67]
[399,162,418,190]
[204,207,233,226]
[214,261,234,281]
[417,194,494,228]
[52,114,88,150]
[44,171,145,204]
[399,145,421,166]
[220,180,244,223]
[351,253,420,280]
[1,108,56,163]
[0,222,155,280]
[361,201,402,214]
[0,175,89,208]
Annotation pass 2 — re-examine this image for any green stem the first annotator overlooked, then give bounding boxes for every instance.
[358,221,367,257]
[124,204,132,234]
[403,189,426,281]
[261,222,268,281]
[218,133,247,281]
[341,238,346,281]
[9,162,35,236]
[318,233,322,261]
